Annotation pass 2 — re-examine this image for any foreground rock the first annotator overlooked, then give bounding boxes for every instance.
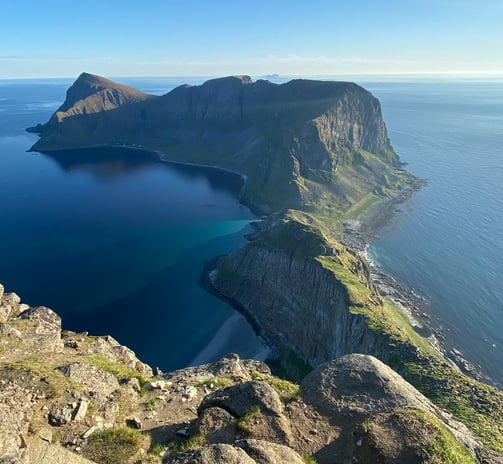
[0,285,501,463]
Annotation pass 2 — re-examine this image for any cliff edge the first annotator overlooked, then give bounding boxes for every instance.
[1,284,500,464]
[28,73,415,215]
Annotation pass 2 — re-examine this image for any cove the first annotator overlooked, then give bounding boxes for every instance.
[0,121,268,370]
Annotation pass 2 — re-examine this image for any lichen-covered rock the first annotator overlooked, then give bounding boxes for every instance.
[301,354,434,416]
[191,407,236,444]
[198,381,283,418]
[57,362,119,400]
[164,443,256,464]
[19,306,63,351]
[236,438,306,464]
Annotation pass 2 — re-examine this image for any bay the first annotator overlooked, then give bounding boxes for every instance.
[0,78,268,371]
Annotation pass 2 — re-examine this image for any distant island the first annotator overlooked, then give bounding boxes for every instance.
[17,72,503,461]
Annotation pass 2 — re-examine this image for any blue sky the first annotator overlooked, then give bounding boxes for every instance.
[1,0,502,78]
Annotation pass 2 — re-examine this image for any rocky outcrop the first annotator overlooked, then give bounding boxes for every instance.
[28,73,413,214]
[2,284,500,463]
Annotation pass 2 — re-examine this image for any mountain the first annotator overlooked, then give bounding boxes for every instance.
[28,73,415,215]
[23,74,503,459]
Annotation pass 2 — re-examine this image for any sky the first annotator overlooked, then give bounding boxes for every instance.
[1,0,503,79]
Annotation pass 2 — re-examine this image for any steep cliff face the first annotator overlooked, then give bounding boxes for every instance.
[212,215,390,367]
[29,73,412,214]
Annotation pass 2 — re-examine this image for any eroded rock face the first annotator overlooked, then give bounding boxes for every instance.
[236,438,306,464]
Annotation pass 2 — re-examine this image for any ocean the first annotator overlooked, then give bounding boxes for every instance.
[1,76,502,386]
[0,77,268,371]
[361,79,503,387]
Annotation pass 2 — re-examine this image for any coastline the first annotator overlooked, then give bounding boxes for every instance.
[34,143,490,386]
[345,189,493,386]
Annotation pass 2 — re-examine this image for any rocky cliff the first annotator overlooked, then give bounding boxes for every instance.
[28,73,413,214]
[210,211,503,456]
[1,283,500,464]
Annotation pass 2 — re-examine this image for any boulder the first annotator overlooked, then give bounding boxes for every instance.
[191,407,236,444]
[164,443,256,464]
[301,354,434,417]
[19,306,63,351]
[198,381,283,418]
[236,438,306,464]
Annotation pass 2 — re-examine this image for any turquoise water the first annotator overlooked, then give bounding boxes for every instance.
[0,78,268,370]
[361,79,503,387]
[2,77,502,385]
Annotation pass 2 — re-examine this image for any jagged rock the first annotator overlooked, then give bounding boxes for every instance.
[2,292,20,307]
[0,381,33,461]
[164,443,256,464]
[0,283,4,300]
[48,403,75,426]
[192,407,236,444]
[198,381,283,418]
[18,306,63,351]
[57,362,119,399]
[236,438,306,464]
[91,335,153,376]
[165,354,270,384]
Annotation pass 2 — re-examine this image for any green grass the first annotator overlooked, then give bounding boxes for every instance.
[195,376,235,389]
[236,406,261,434]
[302,456,318,464]
[167,434,207,453]
[82,354,151,386]
[83,426,142,464]
[250,371,300,402]
[392,408,476,464]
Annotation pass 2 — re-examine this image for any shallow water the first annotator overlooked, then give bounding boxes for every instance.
[361,79,503,387]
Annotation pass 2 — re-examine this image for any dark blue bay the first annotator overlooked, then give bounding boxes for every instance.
[0,79,267,370]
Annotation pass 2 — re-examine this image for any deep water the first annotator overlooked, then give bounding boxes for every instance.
[0,78,268,371]
[1,77,502,386]
[361,79,503,387]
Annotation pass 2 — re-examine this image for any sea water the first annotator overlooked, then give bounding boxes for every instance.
[0,78,268,371]
[361,79,503,387]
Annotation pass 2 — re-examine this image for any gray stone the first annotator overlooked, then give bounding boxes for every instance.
[164,443,256,464]
[72,399,88,421]
[236,438,306,464]
[48,404,75,426]
[192,407,236,444]
[125,416,142,430]
[58,363,119,399]
[301,354,434,417]
[198,381,283,418]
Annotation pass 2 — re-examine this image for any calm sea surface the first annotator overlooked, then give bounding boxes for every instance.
[0,77,268,371]
[361,79,503,387]
[1,77,502,385]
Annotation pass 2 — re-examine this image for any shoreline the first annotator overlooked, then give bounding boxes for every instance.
[344,187,494,386]
[34,143,492,386]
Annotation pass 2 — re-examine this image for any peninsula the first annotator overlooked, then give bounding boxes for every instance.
[10,72,503,462]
